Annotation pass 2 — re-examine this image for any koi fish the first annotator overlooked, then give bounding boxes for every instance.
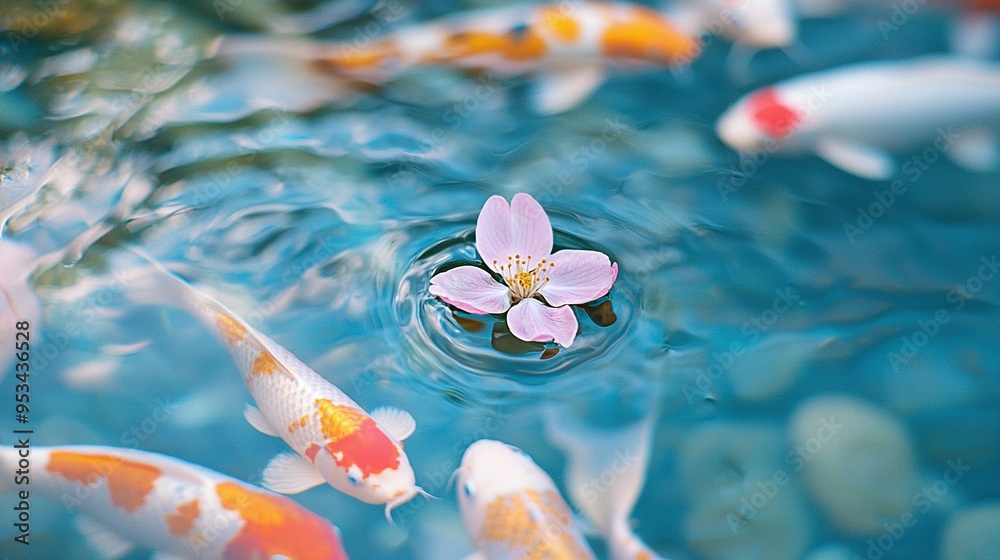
[716,56,1000,179]
[0,445,349,559]
[124,254,426,519]
[0,239,41,384]
[296,2,700,114]
[455,439,597,560]
[544,406,665,560]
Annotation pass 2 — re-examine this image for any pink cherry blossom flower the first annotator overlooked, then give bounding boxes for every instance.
[429,193,618,347]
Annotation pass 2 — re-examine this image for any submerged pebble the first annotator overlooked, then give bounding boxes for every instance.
[790,394,923,535]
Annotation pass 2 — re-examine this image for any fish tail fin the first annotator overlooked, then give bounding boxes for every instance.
[608,518,667,560]
[119,247,257,345]
[544,403,664,558]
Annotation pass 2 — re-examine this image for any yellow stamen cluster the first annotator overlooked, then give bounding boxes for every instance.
[492,253,554,302]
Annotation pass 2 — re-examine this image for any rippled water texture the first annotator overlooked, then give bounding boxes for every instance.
[1,0,999,559]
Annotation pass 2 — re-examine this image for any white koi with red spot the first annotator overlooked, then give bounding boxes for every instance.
[456,439,597,560]
[123,254,425,519]
[238,2,699,114]
[716,56,1000,179]
[0,445,349,560]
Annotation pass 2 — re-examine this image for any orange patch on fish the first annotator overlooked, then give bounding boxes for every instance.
[216,482,349,560]
[315,40,398,73]
[251,352,280,376]
[166,498,200,536]
[313,399,400,477]
[216,314,246,345]
[599,7,699,63]
[287,414,310,434]
[537,6,581,43]
[479,489,587,559]
[437,29,547,63]
[47,452,161,512]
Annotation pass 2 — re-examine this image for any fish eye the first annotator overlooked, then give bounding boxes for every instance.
[348,473,361,486]
[463,481,475,499]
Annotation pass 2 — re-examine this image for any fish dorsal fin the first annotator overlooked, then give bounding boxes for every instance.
[74,516,135,560]
[370,406,416,442]
[531,65,606,115]
[815,138,896,180]
[462,553,488,560]
[262,452,326,494]
[948,128,1000,172]
[244,403,280,437]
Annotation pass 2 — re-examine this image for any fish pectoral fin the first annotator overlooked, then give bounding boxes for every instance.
[262,452,326,494]
[948,128,1000,172]
[815,139,895,180]
[74,516,135,560]
[243,403,280,437]
[370,406,416,441]
[531,65,606,115]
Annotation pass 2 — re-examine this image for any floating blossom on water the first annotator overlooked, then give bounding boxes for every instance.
[430,193,618,347]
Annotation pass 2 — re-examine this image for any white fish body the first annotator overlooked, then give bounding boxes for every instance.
[456,439,597,560]
[0,240,41,384]
[716,56,1000,178]
[124,255,424,518]
[678,0,797,47]
[0,445,350,559]
[544,407,665,560]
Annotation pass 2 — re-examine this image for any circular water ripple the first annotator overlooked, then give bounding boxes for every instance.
[392,212,639,387]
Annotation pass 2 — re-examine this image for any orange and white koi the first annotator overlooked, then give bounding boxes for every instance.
[299,2,700,113]
[456,439,597,560]
[125,255,426,519]
[0,445,349,559]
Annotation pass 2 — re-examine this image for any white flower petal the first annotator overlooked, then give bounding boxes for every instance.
[506,298,578,347]
[429,266,511,314]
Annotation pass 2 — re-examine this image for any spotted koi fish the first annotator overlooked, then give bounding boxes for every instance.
[301,2,700,113]
[0,445,349,559]
[125,254,426,519]
[456,439,597,560]
[716,56,1000,179]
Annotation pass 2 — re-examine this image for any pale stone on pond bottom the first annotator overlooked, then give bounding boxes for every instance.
[941,503,1000,560]
[679,423,811,560]
[790,394,922,535]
